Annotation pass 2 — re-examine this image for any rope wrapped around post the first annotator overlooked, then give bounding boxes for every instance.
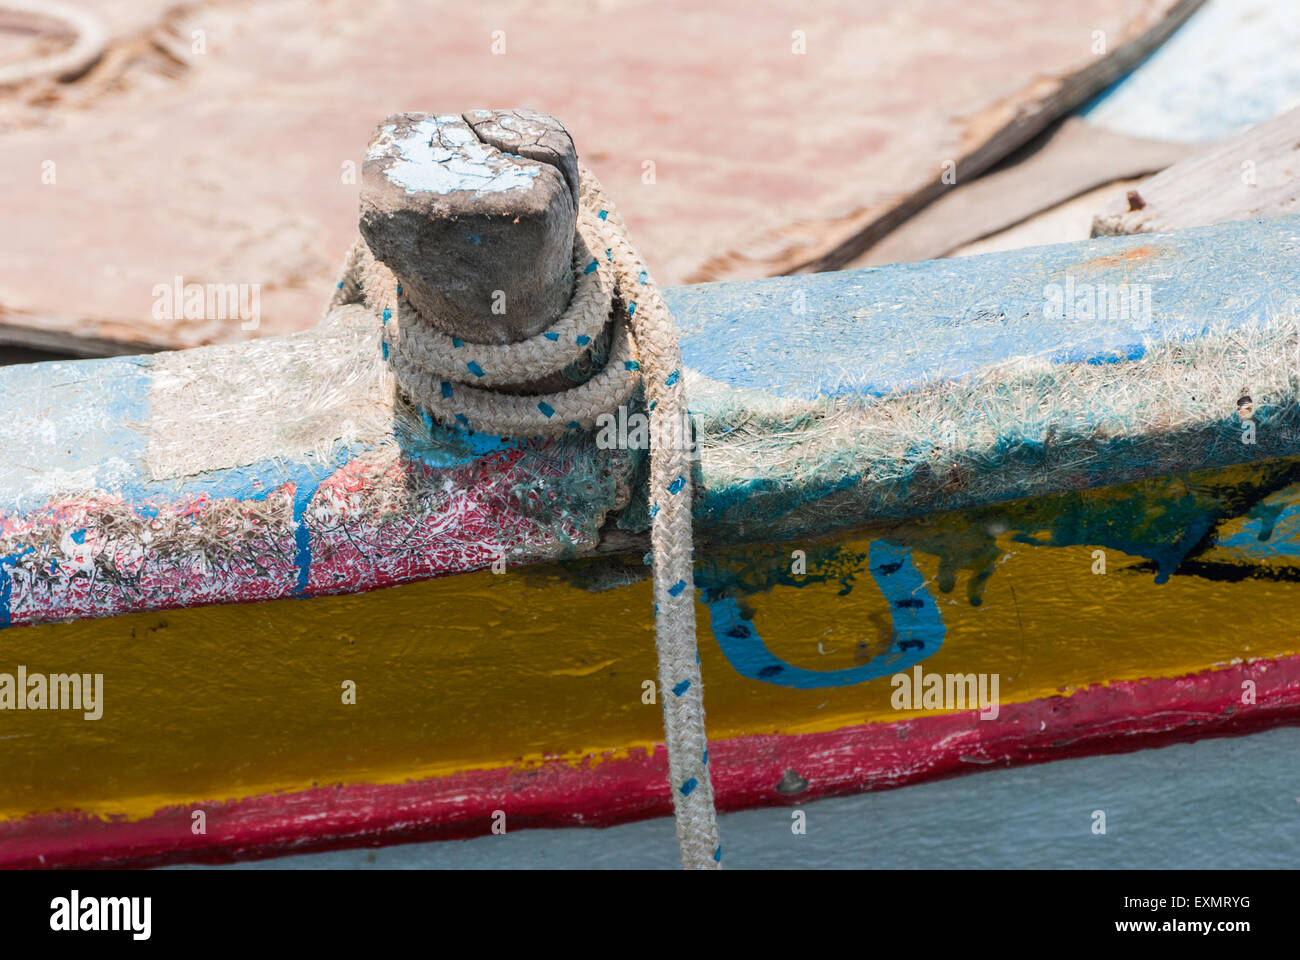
[328,162,722,870]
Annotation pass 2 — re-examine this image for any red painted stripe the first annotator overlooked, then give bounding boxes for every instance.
[4,654,1299,869]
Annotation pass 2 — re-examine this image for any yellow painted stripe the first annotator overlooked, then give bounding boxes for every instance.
[0,525,1293,823]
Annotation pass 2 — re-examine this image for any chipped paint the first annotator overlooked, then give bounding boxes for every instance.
[367,116,540,196]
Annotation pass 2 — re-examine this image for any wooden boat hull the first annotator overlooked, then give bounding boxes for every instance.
[3,216,1300,866]
[3,461,1300,867]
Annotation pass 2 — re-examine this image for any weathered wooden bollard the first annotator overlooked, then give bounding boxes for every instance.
[360,109,579,347]
[358,107,720,870]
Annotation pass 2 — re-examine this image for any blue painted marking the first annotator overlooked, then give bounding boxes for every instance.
[292,484,314,596]
[668,579,686,597]
[664,369,679,387]
[1216,484,1300,559]
[440,381,453,399]
[382,308,391,324]
[452,338,464,348]
[576,335,590,346]
[381,342,389,360]
[584,260,598,275]
[145,452,362,599]
[680,778,698,797]
[672,679,690,696]
[537,401,555,419]
[0,546,35,628]
[467,361,485,378]
[705,541,944,689]
[70,529,86,545]
[667,476,684,495]
[627,302,636,317]
[624,360,639,371]
[544,332,559,342]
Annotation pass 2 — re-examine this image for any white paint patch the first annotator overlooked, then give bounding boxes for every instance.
[145,305,396,481]
[367,116,539,196]
[1084,0,1300,143]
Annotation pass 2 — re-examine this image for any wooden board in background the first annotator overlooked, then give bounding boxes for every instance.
[0,0,1195,353]
[845,0,1300,266]
[1093,106,1300,236]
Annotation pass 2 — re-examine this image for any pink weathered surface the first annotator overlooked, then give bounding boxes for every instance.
[0,440,630,627]
[0,0,1188,351]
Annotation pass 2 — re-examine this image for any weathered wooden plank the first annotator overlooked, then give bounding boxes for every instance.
[0,0,1199,355]
[695,0,1202,280]
[852,119,1193,266]
[951,180,1143,258]
[1092,106,1300,236]
[848,0,1300,265]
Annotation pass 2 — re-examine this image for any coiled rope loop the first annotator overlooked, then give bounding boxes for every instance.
[330,163,721,869]
[0,2,106,88]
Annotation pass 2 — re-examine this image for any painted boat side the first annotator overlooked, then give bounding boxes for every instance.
[2,453,1299,866]
[3,216,1300,627]
[4,652,1296,869]
[4,217,1300,867]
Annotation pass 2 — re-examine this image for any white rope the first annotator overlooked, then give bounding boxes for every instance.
[331,164,721,869]
[0,2,106,87]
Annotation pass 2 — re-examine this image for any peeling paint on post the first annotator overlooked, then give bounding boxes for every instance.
[359,109,579,345]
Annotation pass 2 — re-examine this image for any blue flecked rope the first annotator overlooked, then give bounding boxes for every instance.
[327,165,721,869]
